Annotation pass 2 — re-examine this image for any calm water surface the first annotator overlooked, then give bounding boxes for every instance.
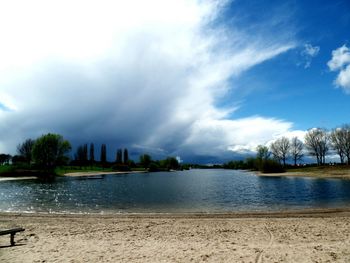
[1,169,350,213]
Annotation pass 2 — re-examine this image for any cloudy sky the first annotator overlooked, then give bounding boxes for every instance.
[0,0,350,163]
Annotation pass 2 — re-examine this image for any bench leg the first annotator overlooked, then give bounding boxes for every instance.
[10,233,15,246]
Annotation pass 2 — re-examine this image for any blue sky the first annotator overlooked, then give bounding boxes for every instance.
[222,0,350,129]
[0,0,349,163]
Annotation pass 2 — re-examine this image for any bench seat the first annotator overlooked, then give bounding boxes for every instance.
[0,227,25,246]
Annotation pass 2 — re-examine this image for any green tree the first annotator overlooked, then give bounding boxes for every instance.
[17,138,35,164]
[74,144,88,166]
[0,154,11,165]
[256,145,270,161]
[256,145,270,170]
[32,133,71,170]
[140,154,151,168]
[123,148,129,164]
[161,157,179,170]
[83,144,88,163]
[89,143,95,165]
[116,149,122,164]
[100,144,107,164]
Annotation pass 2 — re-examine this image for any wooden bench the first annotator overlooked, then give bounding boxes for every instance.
[0,228,25,246]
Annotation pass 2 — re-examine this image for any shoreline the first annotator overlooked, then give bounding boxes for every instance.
[63,170,147,177]
[0,170,148,181]
[0,176,38,182]
[254,170,350,179]
[2,207,350,218]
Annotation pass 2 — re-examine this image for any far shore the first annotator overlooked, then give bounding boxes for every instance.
[0,176,38,182]
[0,170,148,181]
[63,170,148,177]
[255,166,350,179]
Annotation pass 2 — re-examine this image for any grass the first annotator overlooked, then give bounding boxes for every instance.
[280,164,350,178]
[55,166,147,176]
[0,165,16,174]
[0,164,42,177]
[54,166,114,176]
[0,164,146,177]
[287,165,350,173]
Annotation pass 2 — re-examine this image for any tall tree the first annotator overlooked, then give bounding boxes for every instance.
[17,138,35,164]
[83,144,88,163]
[330,128,346,164]
[32,133,71,170]
[256,145,270,170]
[116,149,123,164]
[270,137,290,166]
[100,144,107,164]
[0,154,11,165]
[290,137,303,166]
[89,143,95,165]
[163,157,179,170]
[337,125,350,164]
[123,148,129,164]
[304,128,329,165]
[140,154,151,168]
[256,145,270,161]
[75,145,84,162]
[75,144,88,166]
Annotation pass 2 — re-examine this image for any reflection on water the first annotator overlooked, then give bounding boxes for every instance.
[1,169,350,213]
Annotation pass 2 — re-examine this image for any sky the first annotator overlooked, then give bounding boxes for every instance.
[0,0,350,163]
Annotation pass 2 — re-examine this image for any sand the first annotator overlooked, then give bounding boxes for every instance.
[254,170,350,182]
[254,166,350,182]
[64,171,147,177]
[1,211,350,262]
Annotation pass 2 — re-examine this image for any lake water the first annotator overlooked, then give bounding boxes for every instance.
[1,169,350,214]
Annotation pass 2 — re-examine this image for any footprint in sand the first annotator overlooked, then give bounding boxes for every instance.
[28,233,40,242]
[255,225,274,263]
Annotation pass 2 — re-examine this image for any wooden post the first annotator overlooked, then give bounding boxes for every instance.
[10,233,15,246]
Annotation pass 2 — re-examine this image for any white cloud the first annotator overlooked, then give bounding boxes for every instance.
[301,44,320,68]
[304,44,320,57]
[0,0,297,161]
[327,45,350,71]
[328,45,350,93]
[335,65,350,92]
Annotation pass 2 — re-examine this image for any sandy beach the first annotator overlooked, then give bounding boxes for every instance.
[1,211,350,262]
[256,167,350,180]
[63,171,147,177]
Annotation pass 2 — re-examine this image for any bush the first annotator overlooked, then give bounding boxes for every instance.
[261,160,285,173]
[112,164,131,171]
[148,162,159,172]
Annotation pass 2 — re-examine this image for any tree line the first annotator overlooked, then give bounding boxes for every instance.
[73,143,129,166]
[225,125,350,173]
[0,133,181,175]
[271,126,350,166]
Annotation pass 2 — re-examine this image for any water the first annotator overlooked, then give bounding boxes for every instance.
[1,169,350,214]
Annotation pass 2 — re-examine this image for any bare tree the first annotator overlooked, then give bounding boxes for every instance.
[339,125,350,164]
[17,138,35,164]
[330,128,346,164]
[270,137,290,166]
[304,128,329,165]
[290,137,303,166]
